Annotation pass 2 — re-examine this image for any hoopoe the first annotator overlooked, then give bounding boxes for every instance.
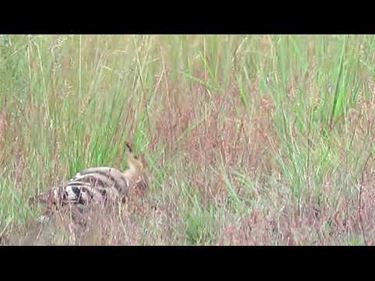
[29,142,149,222]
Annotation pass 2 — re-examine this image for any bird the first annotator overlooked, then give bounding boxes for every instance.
[29,142,149,223]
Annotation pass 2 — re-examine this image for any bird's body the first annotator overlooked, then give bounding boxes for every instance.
[30,143,149,221]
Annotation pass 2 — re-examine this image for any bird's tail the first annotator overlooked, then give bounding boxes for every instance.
[28,189,55,206]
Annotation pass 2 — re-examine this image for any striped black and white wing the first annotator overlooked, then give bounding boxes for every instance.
[55,167,131,207]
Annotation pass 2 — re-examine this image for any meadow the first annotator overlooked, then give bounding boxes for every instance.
[0,35,374,245]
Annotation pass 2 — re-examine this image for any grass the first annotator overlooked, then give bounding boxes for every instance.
[0,34,375,245]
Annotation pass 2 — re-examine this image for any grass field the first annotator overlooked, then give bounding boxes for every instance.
[0,35,374,245]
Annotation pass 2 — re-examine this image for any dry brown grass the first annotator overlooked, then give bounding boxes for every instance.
[1,35,375,245]
[7,78,373,245]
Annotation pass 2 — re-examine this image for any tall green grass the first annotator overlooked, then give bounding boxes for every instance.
[0,35,374,244]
